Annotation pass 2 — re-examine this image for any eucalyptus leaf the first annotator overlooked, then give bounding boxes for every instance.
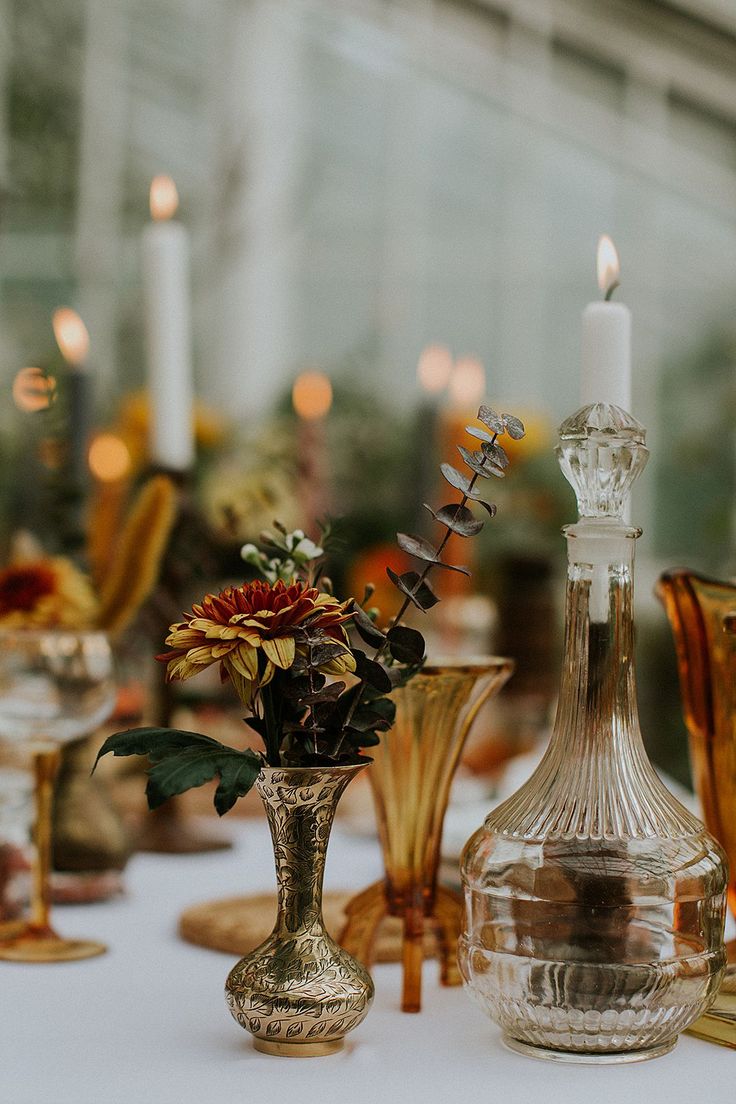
[298,682,346,705]
[351,602,386,648]
[440,464,475,496]
[477,404,505,433]
[477,500,498,517]
[396,532,440,562]
[352,649,393,693]
[386,568,440,611]
[387,625,425,664]
[481,440,509,468]
[439,465,485,500]
[503,413,526,439]
[424,502,484,537]
[457,446,491,478]
[464,425,496,444]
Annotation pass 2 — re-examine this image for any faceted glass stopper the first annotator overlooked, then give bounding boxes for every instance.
[556,402,648,520]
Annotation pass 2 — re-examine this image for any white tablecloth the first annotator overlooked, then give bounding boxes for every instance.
[3,819,732,1104]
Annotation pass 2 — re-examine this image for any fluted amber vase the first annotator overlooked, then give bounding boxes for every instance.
[340,658,513,1012]
[657,569,736,945]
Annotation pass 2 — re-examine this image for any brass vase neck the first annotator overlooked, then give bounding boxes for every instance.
[256,764,366,935]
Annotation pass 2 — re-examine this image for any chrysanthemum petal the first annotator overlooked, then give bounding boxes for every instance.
[261,635,296,670]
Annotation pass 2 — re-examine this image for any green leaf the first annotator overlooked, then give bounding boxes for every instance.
[93,727,225,772]
[351,602,386,648]
[145,744,262,815]
[94,727,262,815]
[386,568,440,612]
[424,503,484,537]
[387,625,425,664]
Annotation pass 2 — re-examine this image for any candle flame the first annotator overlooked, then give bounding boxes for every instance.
[596,235,620,298]
[52,308,90,366]
[292,371,333,421]
[417,344,453,394]
[150,174,179,221]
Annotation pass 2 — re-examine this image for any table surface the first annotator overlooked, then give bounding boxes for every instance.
[4,817,732,1104]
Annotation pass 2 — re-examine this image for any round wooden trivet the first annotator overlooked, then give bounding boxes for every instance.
[178,891,438,962]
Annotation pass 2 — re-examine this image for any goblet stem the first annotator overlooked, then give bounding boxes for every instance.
[30,745,60,935]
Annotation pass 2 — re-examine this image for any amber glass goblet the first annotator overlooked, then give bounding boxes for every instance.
[658,569,736,976]
[0,629,115,961]
[340,657,513,1012]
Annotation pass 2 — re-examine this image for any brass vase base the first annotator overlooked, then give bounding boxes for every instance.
[502,1035,677,1065]
[0,929,107,962]
[253,1038,344,1058]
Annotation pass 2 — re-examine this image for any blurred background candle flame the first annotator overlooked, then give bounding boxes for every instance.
[448,357,485,409]
[88,434,132,483]
[12,367,56,412]
[52,308,90,367]
[292,371,333,421]
[149,174,179,222]
[417,344,453,395]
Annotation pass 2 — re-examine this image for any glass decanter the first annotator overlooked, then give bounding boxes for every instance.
[459,403,727,1063]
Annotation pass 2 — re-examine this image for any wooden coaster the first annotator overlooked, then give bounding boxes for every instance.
[178,891,438,962]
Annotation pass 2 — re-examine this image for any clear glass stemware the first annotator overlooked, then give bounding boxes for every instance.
[0,629,115,961]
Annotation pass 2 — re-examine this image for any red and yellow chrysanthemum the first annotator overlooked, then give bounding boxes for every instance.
[0,558,99,629]
[158,579,355,704]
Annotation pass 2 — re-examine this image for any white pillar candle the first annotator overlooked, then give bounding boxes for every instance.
[580,235,632,412]
[142,175,194,471]
[52,307,92,491]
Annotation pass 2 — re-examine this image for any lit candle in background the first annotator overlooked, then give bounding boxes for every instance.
[416,344,453,529]
[448,356,485,411]
[142,175,194,471]
[293,371,332,535]
[581,235,632,411]
[53,307,91,492]
[87,432,133,584]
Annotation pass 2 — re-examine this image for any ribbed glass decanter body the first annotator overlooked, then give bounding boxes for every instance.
[460,502,727,1061]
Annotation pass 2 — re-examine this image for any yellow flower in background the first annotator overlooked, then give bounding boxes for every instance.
[158,579,355,705]
[0,558,99,629]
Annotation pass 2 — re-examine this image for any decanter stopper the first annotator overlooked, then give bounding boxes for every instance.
[556,402,648,521]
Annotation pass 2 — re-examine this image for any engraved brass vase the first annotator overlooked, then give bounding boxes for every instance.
[225,764,373,1056]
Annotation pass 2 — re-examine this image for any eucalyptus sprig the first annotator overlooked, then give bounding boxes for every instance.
[93,403,524,814]
[339,404,525,742]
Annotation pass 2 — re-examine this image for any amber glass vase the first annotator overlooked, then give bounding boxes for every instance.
[340,658,512,1012]
[657,570,736,939]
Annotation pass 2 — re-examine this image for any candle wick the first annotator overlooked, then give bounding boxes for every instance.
[604,280,620,302]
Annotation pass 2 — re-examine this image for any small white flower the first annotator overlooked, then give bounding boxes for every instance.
[293,538,323,560]
[240,543,261,562]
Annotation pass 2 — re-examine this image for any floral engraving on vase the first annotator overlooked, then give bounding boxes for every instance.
[225,766,374,1051]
